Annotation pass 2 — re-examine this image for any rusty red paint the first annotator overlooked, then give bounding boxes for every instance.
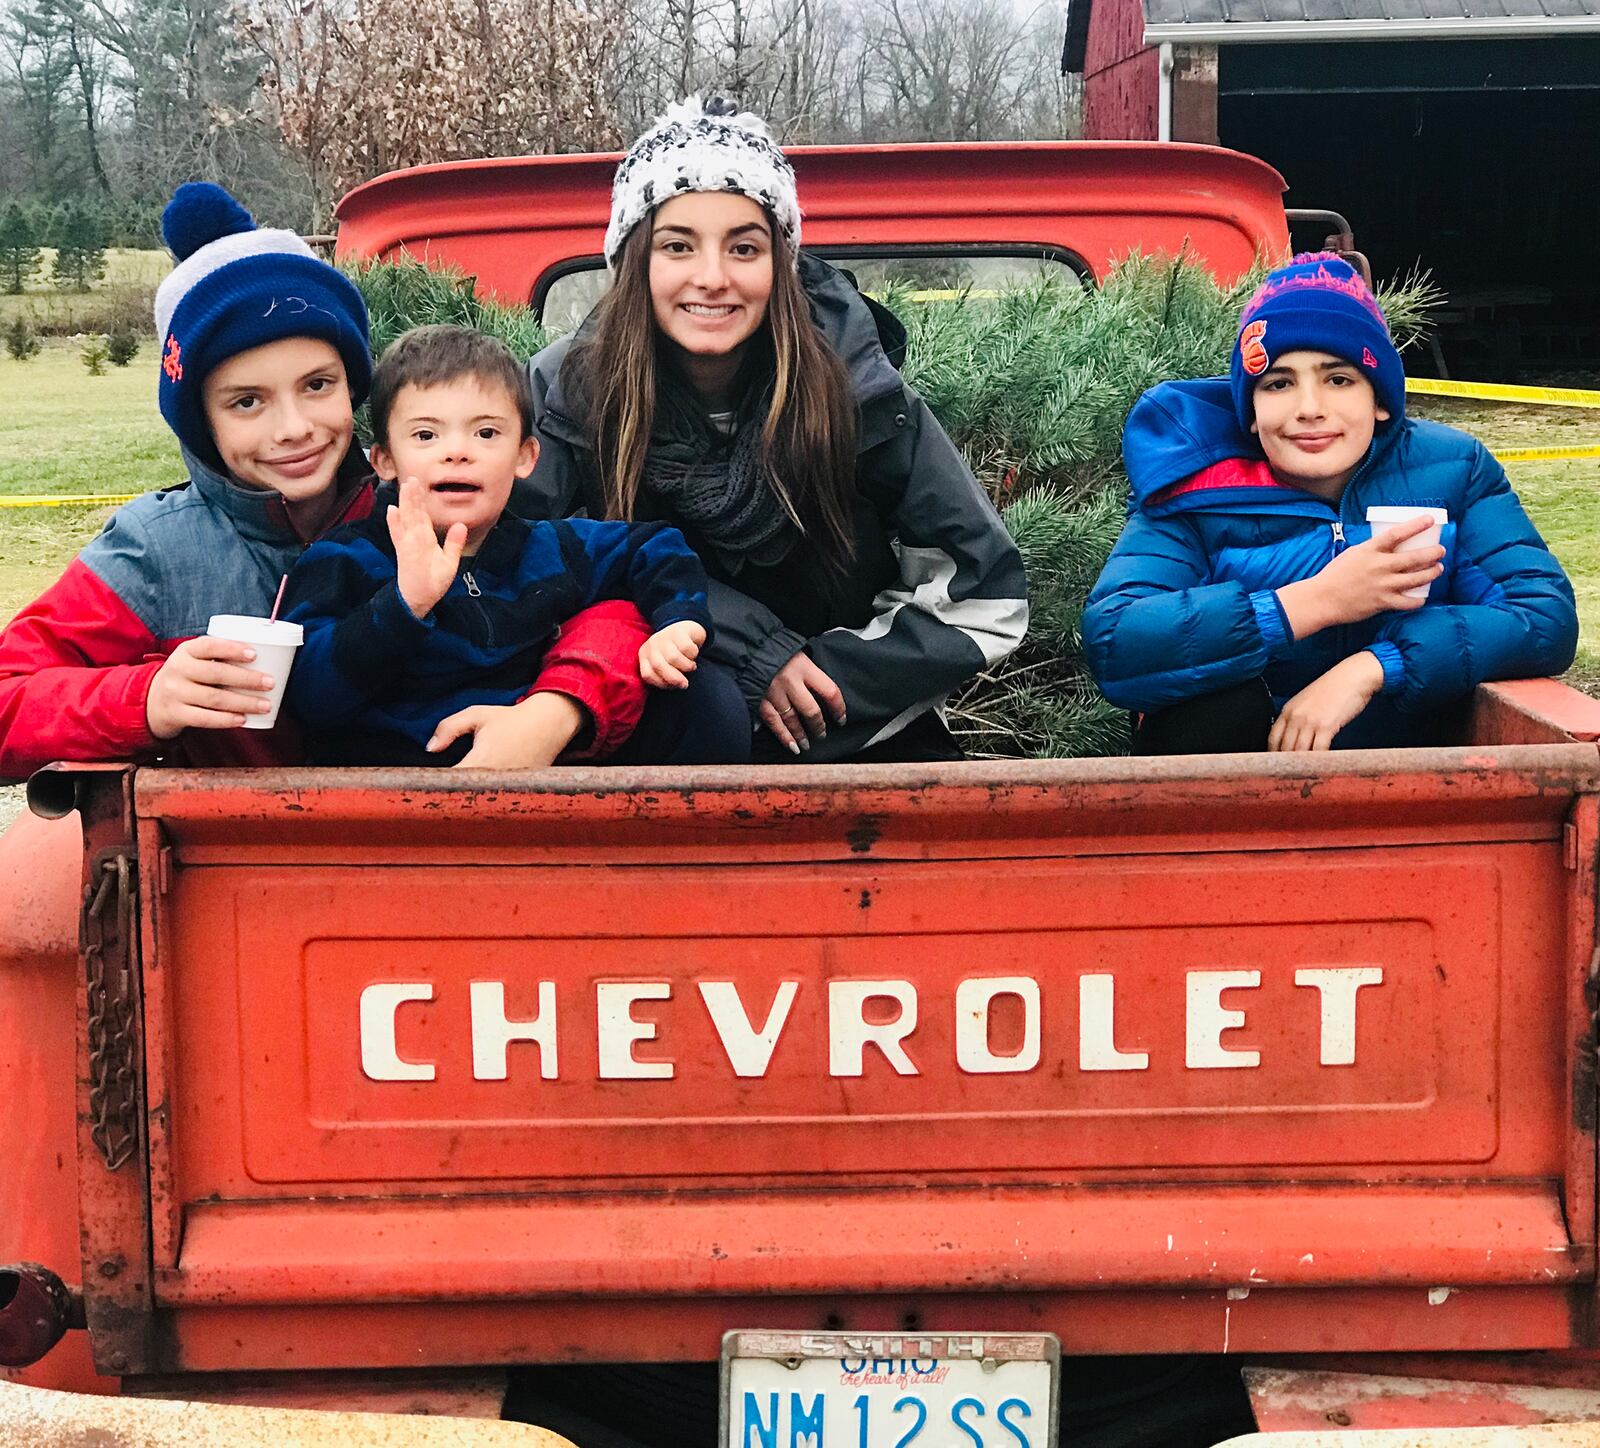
[72,770,159,1377]
[158,1187,1585,1306]
[1245,1367,1600,1431]
[161,1287,1582,1372]
[0,806,112,1395]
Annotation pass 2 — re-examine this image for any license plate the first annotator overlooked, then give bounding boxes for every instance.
[720,1330,1060,1448]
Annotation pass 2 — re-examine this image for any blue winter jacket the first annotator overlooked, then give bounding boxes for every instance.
[1083,377,1578,749]
[283,482,712,764]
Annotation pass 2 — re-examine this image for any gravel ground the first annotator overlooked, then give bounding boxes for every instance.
[0,785,25,833]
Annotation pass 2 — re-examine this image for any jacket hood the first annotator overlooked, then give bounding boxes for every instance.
[537,253,906,446]
[1123,375,1403,516]
[180,439,371,544]
[796,251,905,402]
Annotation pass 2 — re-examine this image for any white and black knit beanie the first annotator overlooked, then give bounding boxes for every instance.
[604,95,801,268]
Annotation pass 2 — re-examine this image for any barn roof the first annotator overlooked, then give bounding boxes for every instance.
[1140,0,1600,41]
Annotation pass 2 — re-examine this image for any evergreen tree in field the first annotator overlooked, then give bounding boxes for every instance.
[5,316,40,361]
[50,199,108,292]
[0,203,42,294]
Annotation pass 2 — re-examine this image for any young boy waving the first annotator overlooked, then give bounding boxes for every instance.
[1084,253,1577,753]
[282,325,751,766]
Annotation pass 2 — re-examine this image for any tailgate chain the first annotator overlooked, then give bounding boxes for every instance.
[83,852,138,1171]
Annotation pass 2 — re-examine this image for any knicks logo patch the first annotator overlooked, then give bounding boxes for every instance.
[1240,320,1269,376]
[1362,347,1378,369]
[162,336,183,382]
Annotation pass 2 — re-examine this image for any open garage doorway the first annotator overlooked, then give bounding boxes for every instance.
[1219,39,1600,374]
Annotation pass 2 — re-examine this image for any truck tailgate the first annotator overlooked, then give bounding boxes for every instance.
[71,747,1600,1372]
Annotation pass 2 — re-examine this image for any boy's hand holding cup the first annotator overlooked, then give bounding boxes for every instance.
[1277,510,1446,639]
[146,632,288,738]
[1365,506,1448,600]
[389,475,468,619]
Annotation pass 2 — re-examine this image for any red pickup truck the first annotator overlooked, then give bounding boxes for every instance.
[7,141,1600,1447]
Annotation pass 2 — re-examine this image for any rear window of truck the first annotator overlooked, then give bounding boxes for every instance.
[534,246,1089,335]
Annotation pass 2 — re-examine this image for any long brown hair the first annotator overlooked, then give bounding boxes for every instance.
[571,213,858,574]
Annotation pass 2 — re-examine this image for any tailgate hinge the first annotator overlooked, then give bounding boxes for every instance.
[82,850,140,1171]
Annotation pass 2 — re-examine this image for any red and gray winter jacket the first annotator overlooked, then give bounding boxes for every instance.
[0,447,649,780]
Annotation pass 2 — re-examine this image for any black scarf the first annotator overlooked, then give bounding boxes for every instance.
[640,367,802,574]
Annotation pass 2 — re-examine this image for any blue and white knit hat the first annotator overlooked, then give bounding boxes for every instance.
[153,182,371,465]
[1230,252,1404,432]
[604,95,800,268]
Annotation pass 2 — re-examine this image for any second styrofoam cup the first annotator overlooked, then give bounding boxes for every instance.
[206,615,303,729]
[1366,505,1447,600]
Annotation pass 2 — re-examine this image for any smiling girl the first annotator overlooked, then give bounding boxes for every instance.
[1084,252,1576,753]
[517,97,1028,762]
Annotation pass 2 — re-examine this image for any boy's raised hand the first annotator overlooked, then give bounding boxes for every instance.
[388,475,467,619]
[639,620,706,689]
[146,636,276,738]
[1277,514,1444,640]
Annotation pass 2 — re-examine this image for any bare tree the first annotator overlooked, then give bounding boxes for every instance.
[606,0,1077,147]
[237,0,623,226]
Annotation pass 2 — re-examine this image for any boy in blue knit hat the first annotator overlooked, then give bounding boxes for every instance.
[0,182,645,778]
[1085,252,1577,753]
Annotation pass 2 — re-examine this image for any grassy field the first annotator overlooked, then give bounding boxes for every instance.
[1,333,1598,682]
[0,249,170,332]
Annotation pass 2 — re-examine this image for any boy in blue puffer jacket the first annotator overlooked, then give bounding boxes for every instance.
[1083,253,1577,752]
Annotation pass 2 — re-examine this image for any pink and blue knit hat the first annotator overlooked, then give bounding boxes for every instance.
[153,182,371,467]
[1229,253,1404,432]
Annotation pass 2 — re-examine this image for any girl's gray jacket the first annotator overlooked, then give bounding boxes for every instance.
[514,256,1028,761]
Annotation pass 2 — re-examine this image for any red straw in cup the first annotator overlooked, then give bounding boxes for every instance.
[268,573,289,624]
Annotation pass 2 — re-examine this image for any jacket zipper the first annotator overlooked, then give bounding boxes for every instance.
[463,571,482,597]
[1328,439,1379,659]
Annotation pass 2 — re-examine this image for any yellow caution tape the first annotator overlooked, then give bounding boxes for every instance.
[1408,377,1600,408]
[1493,445,1600,463]
[0,493,141,509]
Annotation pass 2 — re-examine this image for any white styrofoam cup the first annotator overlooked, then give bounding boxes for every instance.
[1365,506,1447,600]
[206,615,303,729]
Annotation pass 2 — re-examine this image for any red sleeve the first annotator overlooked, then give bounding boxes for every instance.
[0,558,166,780]
[525,600,649,761]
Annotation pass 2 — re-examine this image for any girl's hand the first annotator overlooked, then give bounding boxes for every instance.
[639,621,706,689]
[388,476,467,619]
[1268,651,1385,753]
[146,637,276,738]
[760,651,846,755]
[428,692,587,768]
[1277,516,1443,639]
